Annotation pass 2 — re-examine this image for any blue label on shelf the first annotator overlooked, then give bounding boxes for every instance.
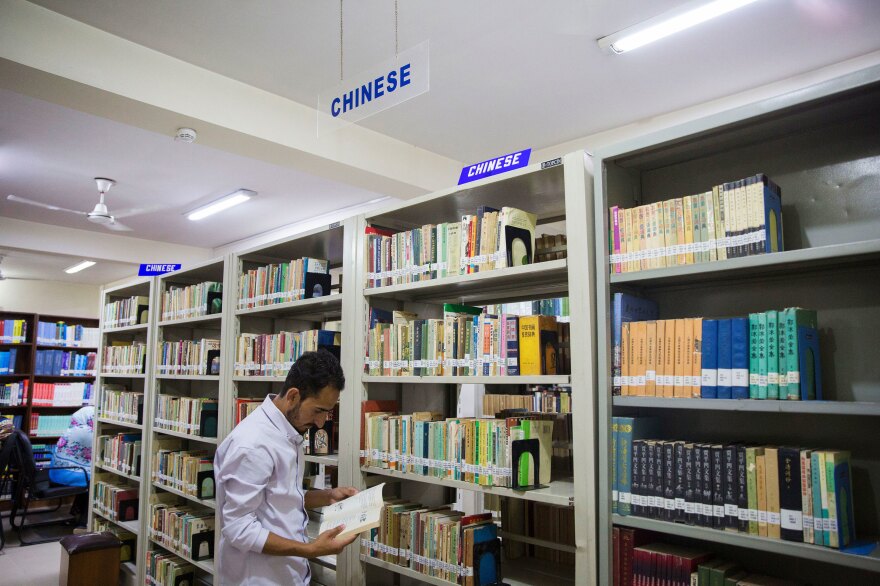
[458,149,531,185]
[139,264,181,276]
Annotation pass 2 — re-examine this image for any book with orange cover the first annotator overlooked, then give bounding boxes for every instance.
[645,321,657,396]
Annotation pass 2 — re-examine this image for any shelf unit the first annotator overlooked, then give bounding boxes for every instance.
[594,67,880,583]
[349,151,596,585]
[145,257,230,581]
[88,277,154,586]
[225,220,356,582]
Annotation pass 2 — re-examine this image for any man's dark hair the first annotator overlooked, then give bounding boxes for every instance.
[284,350,345,400]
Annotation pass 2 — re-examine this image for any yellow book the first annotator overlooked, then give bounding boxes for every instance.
[621,322,631,396]
[757,453,768,537]
[518,315,557,375]
[655,320,666,398]
[637,206,648,272]
[712,185,726,260]
[674,198,687,266]
[748,175,763,256]
[653,202,667,269]
[691,317,703,398]
[673,318,685,398]
[645,321,657,396]
[621,207,632,273]
[662,199,677,268]
[662,319,675,398]
[682,318,694,399]
[633,321,647,396]
[765,447,781,539]
[682,195,695,265]
[735,179,749,257]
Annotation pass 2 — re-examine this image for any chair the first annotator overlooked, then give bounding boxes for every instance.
[6,430,90,546]
[0,432,20,551]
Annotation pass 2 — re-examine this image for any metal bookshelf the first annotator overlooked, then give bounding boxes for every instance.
[593,66,880,584]
[351,151,597,585]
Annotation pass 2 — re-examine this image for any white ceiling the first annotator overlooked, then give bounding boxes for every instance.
[25,0,880,162]
[0,247,137,284]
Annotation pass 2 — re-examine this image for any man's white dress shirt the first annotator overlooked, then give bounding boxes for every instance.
[215,394,311,585]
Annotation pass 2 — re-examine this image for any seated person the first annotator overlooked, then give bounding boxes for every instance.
[49,405,94,524]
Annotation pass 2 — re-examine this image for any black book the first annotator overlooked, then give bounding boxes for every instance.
[631,439,641,517]
[723,444,739,530]
[674,441,686,523]
[701,444,714,527]
[654,441,665,521]
[634,440,646,517]
[736,445,749,532]
[684,442,696,525]
[693,444,704,526]
[778,446,804,542]
[646,441,657,519]
[712,444,725,529]
[663,441,675,522]
[413,319,424,376]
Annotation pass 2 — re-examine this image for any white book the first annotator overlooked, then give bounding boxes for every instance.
[317,482,386,538]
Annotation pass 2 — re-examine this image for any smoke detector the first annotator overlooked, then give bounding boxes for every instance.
[175,127,198,143]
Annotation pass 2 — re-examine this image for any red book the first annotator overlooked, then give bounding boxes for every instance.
[365,226,396,237]
[613,526,621,586]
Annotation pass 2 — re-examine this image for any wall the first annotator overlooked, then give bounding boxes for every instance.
[0,279,100,318]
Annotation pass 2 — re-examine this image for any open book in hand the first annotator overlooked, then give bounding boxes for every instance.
[317,482,386,538]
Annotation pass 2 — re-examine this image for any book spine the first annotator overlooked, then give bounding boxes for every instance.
[684,443,696,525]
[663,441,675,522]
[757,312,768,399]
[730,318,749,400]
[631,439,642,517]
[749,313,760,398]
[757,453,768,537]
[700,320,718,398]
[801,449,814,544]
[746,448,759,535]
[612,417,619,514]
[693,444,704,526]
[779,447,804,542]
[811,451,825,546]
[645,441,657,519]
[712,445,725,529]
[784,308,799,400]
[723,445,738,530]
[701,445,713,528]
[674,441,686,523]
[716,320,732,399]
[766,310,779,399]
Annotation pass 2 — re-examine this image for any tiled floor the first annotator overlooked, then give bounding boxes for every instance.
[0,518,63,586]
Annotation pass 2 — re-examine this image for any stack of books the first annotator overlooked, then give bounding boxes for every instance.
[365,205,539,289]
[234,329,340,377]
[482,388,572,415]
[29,414,71,436]
[145,550,195,585]
[152,440,215,500]
[30,382,93,406]
[101,342,147,375]
[156,339,220,376]
[149,495,215,561]
[160,281,222,321]
[153,395,218,437]
[0,380,28,406]
[608,173,783,274]
[35,350,96,376]
[0,348,20,374]
[99,432,142,476]
[0,318,28,343]
[36,321,99,347]
[99,386,144,424]
[103,295,149,329]
[237,257,331,309]
[93,477,139,521]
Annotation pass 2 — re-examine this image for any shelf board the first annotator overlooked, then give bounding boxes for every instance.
[92,508,139,535]
[155,374,219,381]
[304,453,339,466]
[36,345,98,351]
[235,294,343,319]
[361,552,574,586]
[150,538,215,574]
[0,404,26,409]
[102,323,149,333]
[157,314,222,327]
[613,396,880,416]
[0,342,31,347]
[363,259,568,304]
[613,515,880,573]
[0,373,30,378]
[361,466,574,507]
[153,427,218,444]
[100,372,146,379]
[232,375,286,383]
[609,239,880,287]
[363,375,570,385]
[32,375,95,381]
[96,463,142,483]
[152,481,216,509]
[97,417,143,430]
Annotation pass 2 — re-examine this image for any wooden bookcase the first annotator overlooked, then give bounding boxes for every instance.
[593,66,880,583]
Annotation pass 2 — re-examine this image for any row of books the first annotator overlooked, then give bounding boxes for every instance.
[93,476,139,522]
[365,205,538,289]
[614,528,800,586]
[155,339,220,376]
[102,341,147,374]
[146,550,196,586]
[29,414,72,437]
[153,395,218,438]
[362,411,554,488]
[484,298,571,322]
[99,432,142,476]
[0,380,27,405]
[608,173,783,274]
[0,348,20,374]
[36,321,99,347]
[149,496,215,561]
[237,257,331,309]
[366,306,567,377]
[482,389,572,416]
[234,397,261,425]
[233,329,341,377]
[152,439,215,500]
[29,382,93,406]
[99,386,144,424]
[611,419,856,549]
[0,318,28,343]
[35,349,96,377]
[535,233,568,263]
[362,503,499,586]
[90,522,137,563]
[160,281,222,321]
[103,295,149,329]
[32,443,55,468]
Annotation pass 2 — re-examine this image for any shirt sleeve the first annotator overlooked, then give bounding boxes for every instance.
[218,445,273,554]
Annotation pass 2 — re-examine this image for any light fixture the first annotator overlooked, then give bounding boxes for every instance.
[598,0,761,54]
[64,260,96,274]
[186,189,255,221]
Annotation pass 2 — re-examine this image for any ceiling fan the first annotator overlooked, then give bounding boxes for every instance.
[0,254,26,281]
[7,177,141,231]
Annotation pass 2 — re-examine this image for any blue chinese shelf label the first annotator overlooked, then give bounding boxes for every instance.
[139,264,181,276]
[458,149,531,185]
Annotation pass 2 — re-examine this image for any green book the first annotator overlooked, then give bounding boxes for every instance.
[710,561,741,586]
[784,308,818,400]
[724,571,749,586]
[766,310,779,399]
[825,450,855,549]
[698,559,723,586]
[757,312,768,400]
[746,447,763,535]
[748,314,760,399]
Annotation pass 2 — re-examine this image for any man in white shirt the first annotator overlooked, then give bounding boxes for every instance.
[215,350,358,585]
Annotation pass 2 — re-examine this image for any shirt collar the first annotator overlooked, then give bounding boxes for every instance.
[263,394,305,446]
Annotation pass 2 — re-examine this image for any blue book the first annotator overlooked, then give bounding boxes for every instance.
[615,416,659,516]
[505,315,520,376]
[611,293,659,395]
[716,320,733,399]
[756,174,784,254]
[731,317,750,399]
[0,351,9,375]
[700,320,719,398]
[612,417,619,514]
[797,325,823,400]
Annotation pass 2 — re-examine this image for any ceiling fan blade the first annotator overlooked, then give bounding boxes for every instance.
[112,204,168,219]
[104,219,133,232]
[7,194,88,216]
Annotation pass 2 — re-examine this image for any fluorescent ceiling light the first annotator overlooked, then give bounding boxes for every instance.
[598,0,761,54]
[187,189,255,221]
[65,260,96,274]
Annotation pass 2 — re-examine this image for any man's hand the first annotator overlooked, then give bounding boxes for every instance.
[309,525,358,557]
[327,486,358,504]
